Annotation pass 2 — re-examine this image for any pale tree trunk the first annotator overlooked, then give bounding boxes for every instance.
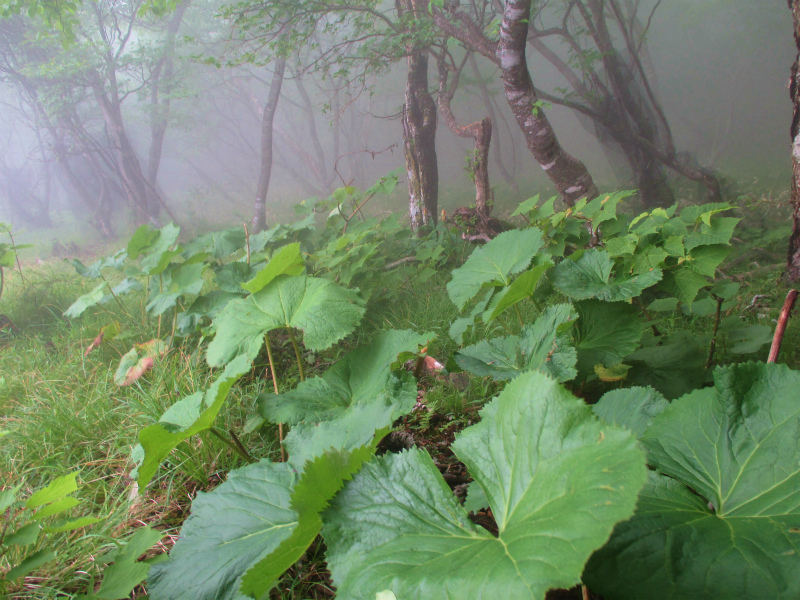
[498,0,597,205]
[788,0,800,281]
[401,0,439,231]
[252,57,287,233]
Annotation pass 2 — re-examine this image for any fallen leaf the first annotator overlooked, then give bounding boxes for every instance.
[121,357,155,386]
[84,332,104,356]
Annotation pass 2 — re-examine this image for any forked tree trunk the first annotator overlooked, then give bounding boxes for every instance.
[403,46,439,230]
[788,0,800,281]
[252,57,287,233]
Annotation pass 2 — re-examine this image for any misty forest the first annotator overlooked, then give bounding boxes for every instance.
[2,0,800,598]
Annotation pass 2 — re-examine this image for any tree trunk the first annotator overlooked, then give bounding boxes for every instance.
[498,0,597,205]
[403,46,439,230]
[252,57,287,233]
[437,52,492,218]
[788,0,800,281]
[147,1,189,188]
[468,53,518,192]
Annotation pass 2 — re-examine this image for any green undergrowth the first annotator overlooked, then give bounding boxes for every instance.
[1,183,799,599]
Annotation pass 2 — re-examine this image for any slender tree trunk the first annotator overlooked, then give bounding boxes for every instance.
[403,48,439,230]
[498,0,597,205]
[437,53,492,218]
[400,0,439,231]
[252,57,287,233]
[788,0,800,281]
[147,1,189,188]
[469,53,518,192]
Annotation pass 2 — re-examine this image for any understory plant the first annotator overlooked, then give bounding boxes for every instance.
[47,186,797,599]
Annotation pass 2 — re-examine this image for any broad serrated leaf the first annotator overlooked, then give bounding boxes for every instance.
[64,282,107,318]
[585,363,800,600]
[70,250,126,279]
[727,324,773,354]
[149,445,376,600]
[455,304,577,381]
[4,523,40,547]
[137,355,250,487]
[574,300,642,379]
[182,227,246,259]
[206,275,365,367]
[213,262,253,294]
[593,386,668,438]
[241,243,305,293]
[26,472,78,508]
[553,249,661,301]
[660,266,709,305]
[261,330,431,425]
[483,262,552,321]
[146,261,206,316]
[685,243,730,277]
[323,371,647,599]
[447,228,544,310]
[449,289,492,344]
[96,526,163,600]
[625,333,705,399]
[683,216,740,250]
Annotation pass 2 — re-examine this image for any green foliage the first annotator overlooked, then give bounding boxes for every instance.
[1,473,102,590]
[586,363,800,599]
[206,274,366,367]
[322,371,647,598]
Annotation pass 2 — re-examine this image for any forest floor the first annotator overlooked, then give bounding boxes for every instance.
[1,191,799,599]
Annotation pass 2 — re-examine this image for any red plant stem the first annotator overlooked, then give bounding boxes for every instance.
[768,289,799,363]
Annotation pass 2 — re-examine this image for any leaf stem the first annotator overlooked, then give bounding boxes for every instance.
[705,295,724,370]
[210,427,256,464]
[244,222,251,266]
[264,333,286,462]
[514,303,524,328]
[286,327,305,381]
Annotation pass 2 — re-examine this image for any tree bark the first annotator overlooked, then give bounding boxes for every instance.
[788,0,800,281]
[401,0,439,231]
[252,57,287,233]
[498,0,597,205]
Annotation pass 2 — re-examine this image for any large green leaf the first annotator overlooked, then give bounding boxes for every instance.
[447,228,544,310]
[261,330,431,461]
[483,261,553,322]
[146,260,207,316]
[592,386,668,438]
[574,300,642,379]
[584,362,800,600]
[182,227,246,260]
[455,304,577,381]
[241,243,305,293]
[64,282,107,318]
[128,223,181,275]
[625,332,705,399]
[261,329,431,425]
[323,371,647,599]
[137,355,250,487]
[148,445,376,600]
[206,274,365,367]
[553,249,661,301]
[96,526,163,600]
[70,249,126,279]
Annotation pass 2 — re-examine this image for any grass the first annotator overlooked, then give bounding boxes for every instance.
[1,189,799,598]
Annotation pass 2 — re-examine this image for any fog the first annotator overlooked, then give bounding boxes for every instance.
[0,0,793,247]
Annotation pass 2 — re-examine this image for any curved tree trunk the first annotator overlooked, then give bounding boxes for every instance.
[498,0,597,206]
[788,0,800,281]
[252,57,287,233]
[437,52,492,218]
